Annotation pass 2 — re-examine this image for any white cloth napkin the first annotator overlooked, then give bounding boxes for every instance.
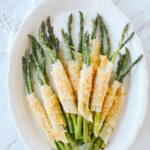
[0,0,40,54]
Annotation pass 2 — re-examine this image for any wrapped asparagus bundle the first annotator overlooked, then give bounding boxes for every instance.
[90,20,134,137]
[22,51,56,149]
[62,13,82,99]
[62,12,84,139]
[29,35,68,143]
[38,17,78,137]
[97,87,125,149]
[77,32,93,142]
[92,51,143,150]
[98,48,130,130]
[90,14,100,77]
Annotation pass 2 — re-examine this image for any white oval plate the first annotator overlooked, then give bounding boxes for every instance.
[7,0,149,150]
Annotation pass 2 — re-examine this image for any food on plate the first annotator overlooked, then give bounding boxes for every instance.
[38,17,78,139]
[22,50,56,149]
[62,12,83,139]
[92,51,143,150]
[90,21,134,137]
[78,31,93,142]
[28,34,68,143]
[22,12,143,150]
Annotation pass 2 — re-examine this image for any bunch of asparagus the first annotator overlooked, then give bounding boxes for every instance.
[22,11,143,150]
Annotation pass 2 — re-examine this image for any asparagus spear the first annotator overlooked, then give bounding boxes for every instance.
[78,11,84,53]
[76,114,83,139]
[116,50,143,83]
[75,11,85,140]
[55,142,62,150]
[62,29,75,61]
[66,113,74,134]
[91,14,98,40]
[47,17,60,58]
[57,141,66,150]
[77,32,93,142]
[110,24,134,63]
[83,135,96,150]
[83,32,90,142]
[28,35,46,75]
[98,14,111,58]
[67,14,74,51]
[62,13,85,139]
[23,50,34,94]
[92,137,102,150]
[91,15,112,137]
[99,15,104,55]
[62,14,79,135]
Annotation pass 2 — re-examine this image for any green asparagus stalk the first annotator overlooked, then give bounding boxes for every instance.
[118,53,143,83]
[67,14,74,51]
[62,15,78,135]
[22,56,30,93]
[101,141,107,149]
[77,139,84,145]
[31,54,43,85]
[57,142,66,150]
[116,48,130,82]
[82,32,91,142]
[31,48,48,85]
[83,118,88,142]
[76,11,85,140]
[61,14,75,60]
[61,29,75,60]
[99,16,104,55]
[110,24,134,63]
[83,136,96,150]
[93,111,100,137]
[98,14,111,58]
[55,142,62,150]
[47,17,60,58]
[76,114,83,139]
[92,137,102,150]
[25,50,34,94]
[65,131,77,145]
[64,143,72,150]
[92,15,111,137]
[91,14,98,40]
[28,34,46,75]
[66,113,74,134]
[41,21,49,45]
[101,18,111,58]
[71,114,77,133]
[78,11,84,53]
[39,29,57,64]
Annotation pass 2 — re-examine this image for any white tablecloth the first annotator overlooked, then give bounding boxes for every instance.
[0,0,150,149]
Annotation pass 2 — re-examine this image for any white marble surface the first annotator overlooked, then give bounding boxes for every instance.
[0,0,150,149]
